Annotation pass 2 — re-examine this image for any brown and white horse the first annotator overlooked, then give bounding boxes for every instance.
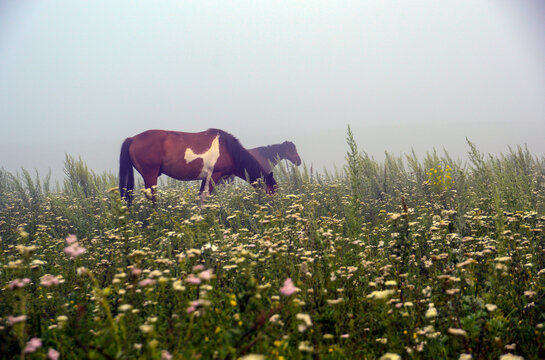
[119,129,277,203]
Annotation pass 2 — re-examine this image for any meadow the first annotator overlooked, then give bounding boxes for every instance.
[1,131,544,359]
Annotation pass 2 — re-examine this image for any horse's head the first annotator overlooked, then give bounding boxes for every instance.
[283,141,302,166]
[265,172,277,194]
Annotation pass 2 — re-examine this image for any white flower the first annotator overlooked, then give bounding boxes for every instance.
[448,328,467,337]
[367,289,395,300]
[485,304,498,312]
[379,353,401,360]
[499,354,524,360]
[425,306,438,319]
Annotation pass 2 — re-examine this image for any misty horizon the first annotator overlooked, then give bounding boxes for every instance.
[1,1,544,183]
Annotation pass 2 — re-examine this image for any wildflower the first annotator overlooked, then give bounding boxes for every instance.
[118,304,133,312]
[198,269,214,281]
[190,214,204,222]
[7,315,27,326]
[485,304,498,312]
[41,274,60,287]
[499,354,524,360]
[367,289,395,301]
[456,259,477,268]
[48,348,60,360]
[9,278,31,290]
[23,337,42,353]
[384,280,397,286]
[202,243,218,252]
[327,297,344,305]
[8,260,23,269]
[65,234,77,245]
[131,267,142,277]
[280,278,299,296]
[239,355,265,360]
[187,299,211,314]
[149,270,163,278]
[64,243,86,260]
[192,264,205,271]
[524,290,536,298]
[425,305,438,319]
[172,280,186,291]
[186,274,201,285]
[16,244,37,256]
[138,279,156,287]
[161,350,173,360]
[139,324,154,334]
[448,328,467,337]
[296,313,312,332]
[298,341,313,352]
[379,353,401,360]
[459,354,472,360]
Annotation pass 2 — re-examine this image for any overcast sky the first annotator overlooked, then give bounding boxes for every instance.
[1,1,544,181]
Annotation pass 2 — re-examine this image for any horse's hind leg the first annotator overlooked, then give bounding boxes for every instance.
[142,172,160,203]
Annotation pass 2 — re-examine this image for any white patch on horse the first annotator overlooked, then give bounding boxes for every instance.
[184,135,220,198]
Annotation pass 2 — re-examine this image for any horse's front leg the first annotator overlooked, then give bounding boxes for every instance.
[199,176,214,205]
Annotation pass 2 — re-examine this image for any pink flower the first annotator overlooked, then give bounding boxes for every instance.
[198,269,214,281]
[9,278,31,290]
[64,243,86,260]
[23,337,42,353]
[280,278,299,296]
[65,234,78,245]
[41,274,60,287]
[138,278,156,287]
[7,315,27,326]
[187,299,210,314]
[131,267,142,277]
[192,264,205,271]
[161,350,173,360]
[48,348,60,360]
[186,274,201,285]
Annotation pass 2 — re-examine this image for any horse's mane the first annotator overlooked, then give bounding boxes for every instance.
[208,129,268,181]
[254,143,290,161]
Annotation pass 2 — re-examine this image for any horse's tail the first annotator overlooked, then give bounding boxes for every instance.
[119,138,134,204]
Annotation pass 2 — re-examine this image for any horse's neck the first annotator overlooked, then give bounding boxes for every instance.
[256,144,284,165]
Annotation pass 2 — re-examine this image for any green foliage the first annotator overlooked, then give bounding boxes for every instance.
[63,154,116,198]
[0,138,544,359]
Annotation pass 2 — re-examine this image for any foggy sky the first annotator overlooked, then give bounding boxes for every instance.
[1,1,544,181]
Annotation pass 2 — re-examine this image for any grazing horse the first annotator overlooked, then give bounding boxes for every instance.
[223,141,301,184]
[248,141,302,173]
[119,129,277,203]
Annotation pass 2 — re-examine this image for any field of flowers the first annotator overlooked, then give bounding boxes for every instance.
[1,135,545,359]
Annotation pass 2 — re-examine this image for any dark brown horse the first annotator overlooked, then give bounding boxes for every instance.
[119,129,277,203]
[248,141,302,173]
[222,141,301,184]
